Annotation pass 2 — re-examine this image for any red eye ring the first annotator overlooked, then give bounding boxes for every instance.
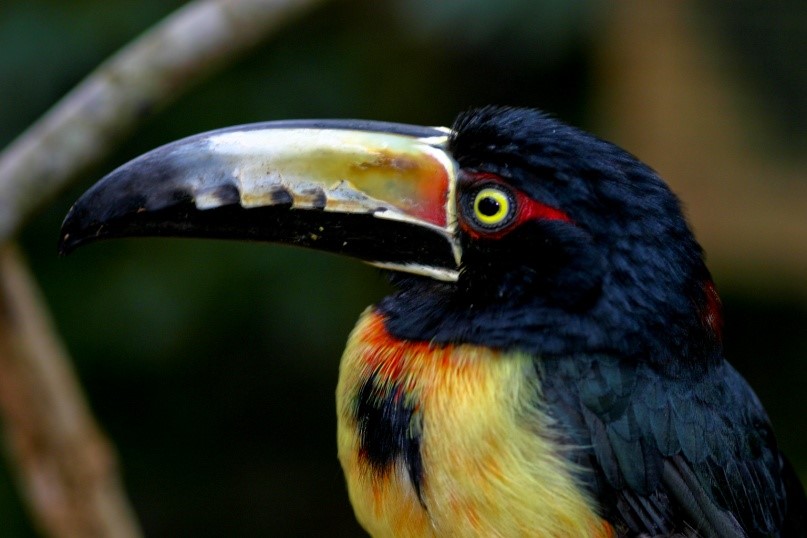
[458,172,573,240]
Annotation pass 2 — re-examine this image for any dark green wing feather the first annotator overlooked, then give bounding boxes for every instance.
[543,355,803,537]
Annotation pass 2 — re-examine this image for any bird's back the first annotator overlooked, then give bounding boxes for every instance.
[543,352,805,537]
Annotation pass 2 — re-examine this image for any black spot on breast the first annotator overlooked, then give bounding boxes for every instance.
[355,372,424,504]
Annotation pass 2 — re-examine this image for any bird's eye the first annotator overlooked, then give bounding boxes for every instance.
[461,185,517,232]
[474,188,510,225]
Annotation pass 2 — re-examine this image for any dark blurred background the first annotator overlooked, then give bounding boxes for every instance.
[1,1,806,536]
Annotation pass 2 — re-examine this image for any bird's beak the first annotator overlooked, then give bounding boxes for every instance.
[59,120,461,281]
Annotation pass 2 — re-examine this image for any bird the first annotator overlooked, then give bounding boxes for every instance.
[60,106,806,537]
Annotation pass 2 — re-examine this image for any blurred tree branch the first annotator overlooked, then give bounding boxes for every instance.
[0,245,141,538]
[0,0,327,535]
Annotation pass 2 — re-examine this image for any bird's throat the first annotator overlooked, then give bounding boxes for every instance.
[336,310,614,538]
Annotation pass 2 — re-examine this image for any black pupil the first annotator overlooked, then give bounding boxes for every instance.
[478,195,501,217]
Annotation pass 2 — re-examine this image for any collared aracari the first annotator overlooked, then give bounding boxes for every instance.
[60,106,806,537]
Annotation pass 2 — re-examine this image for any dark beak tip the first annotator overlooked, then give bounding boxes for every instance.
[57,207,76,256]
[58,203,97,256]
[57,220,82,257]
[57,238,73,257]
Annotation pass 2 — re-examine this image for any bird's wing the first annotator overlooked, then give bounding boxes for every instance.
[543,354,794,537]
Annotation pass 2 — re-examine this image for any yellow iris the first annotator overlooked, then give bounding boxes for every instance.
[473,188,511,226]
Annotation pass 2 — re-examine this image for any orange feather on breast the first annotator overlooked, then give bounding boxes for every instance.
[336,309,613,538]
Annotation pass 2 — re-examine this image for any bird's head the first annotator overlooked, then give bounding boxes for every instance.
[60,106,721,368]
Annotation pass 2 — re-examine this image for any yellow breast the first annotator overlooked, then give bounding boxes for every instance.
[336,309,612,538]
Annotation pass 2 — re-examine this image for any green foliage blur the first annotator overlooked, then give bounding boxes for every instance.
[1,1,806,536]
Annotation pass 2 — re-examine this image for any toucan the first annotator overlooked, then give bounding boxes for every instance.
[60,106,806,537]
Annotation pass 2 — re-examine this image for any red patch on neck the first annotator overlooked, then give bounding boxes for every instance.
[357,313,453,384]
[701,280,723,342]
